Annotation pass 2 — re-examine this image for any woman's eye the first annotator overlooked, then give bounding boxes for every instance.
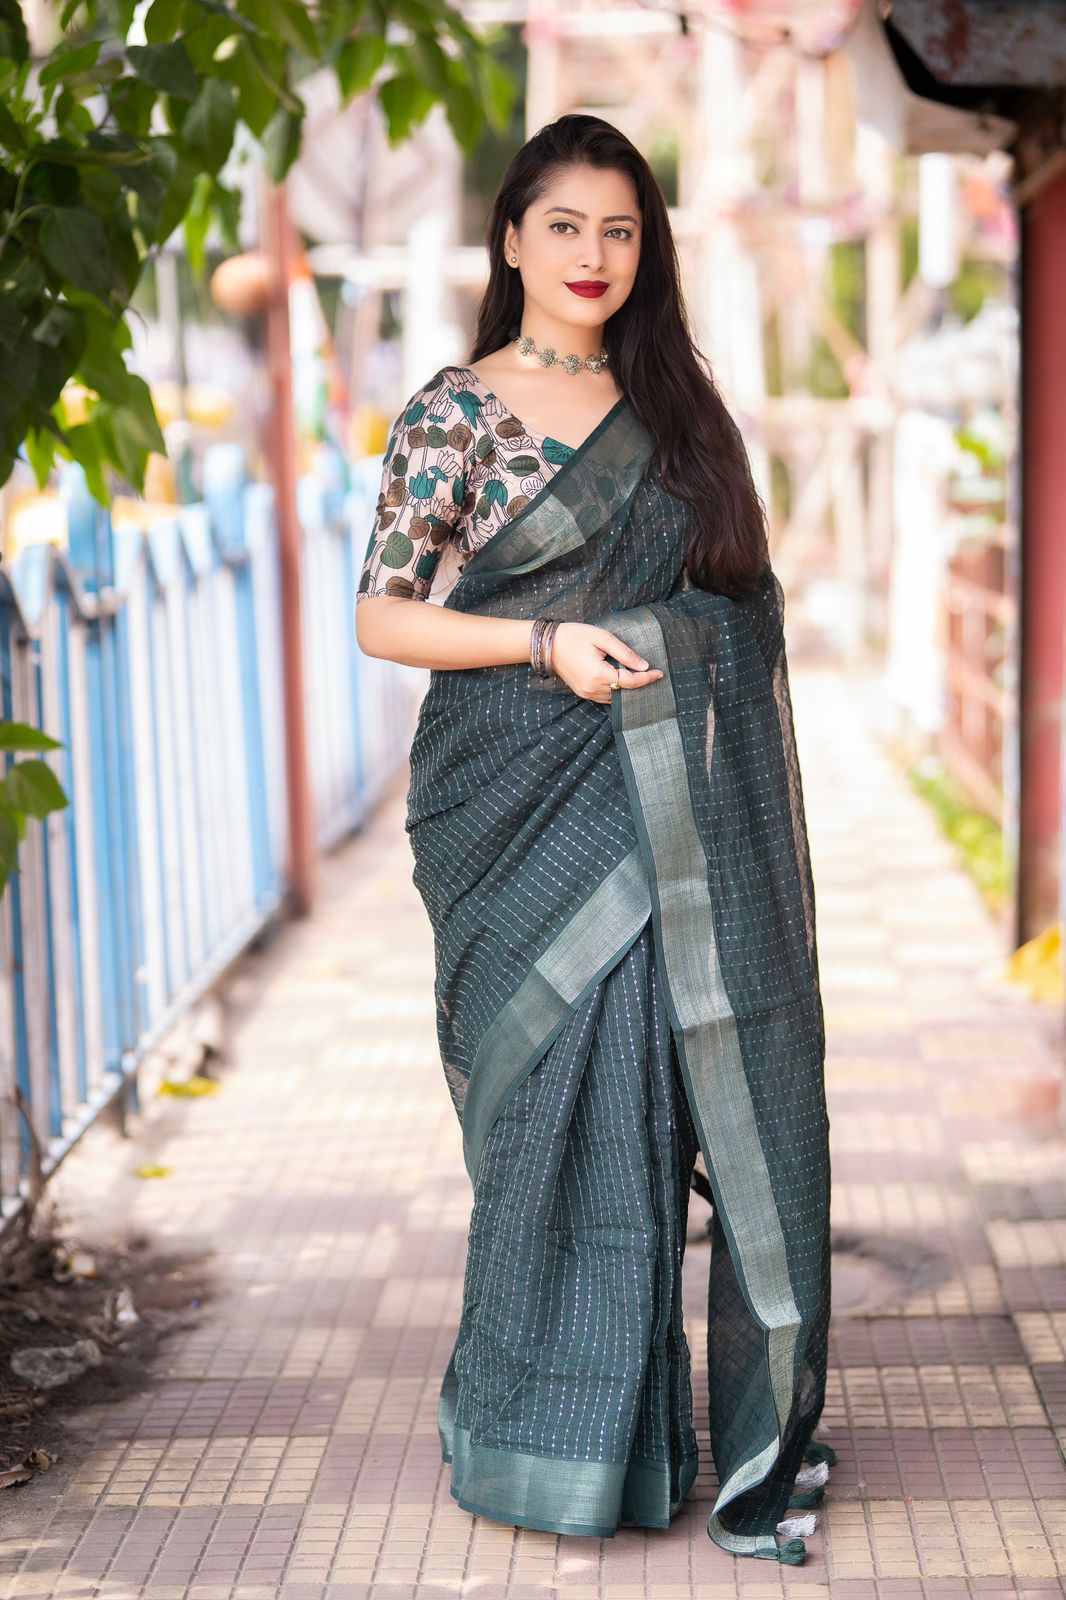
[548,222,633,240]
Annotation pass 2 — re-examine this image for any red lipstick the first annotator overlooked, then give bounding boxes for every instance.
[565,281,608,297]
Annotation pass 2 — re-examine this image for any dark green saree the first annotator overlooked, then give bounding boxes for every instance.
[404,397,833,1565]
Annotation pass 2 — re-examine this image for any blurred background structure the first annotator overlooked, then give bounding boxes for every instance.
[0,0,1064,1224]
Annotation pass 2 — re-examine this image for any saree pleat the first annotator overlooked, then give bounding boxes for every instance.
[439,918,702,1537]
[406,398,832,1564]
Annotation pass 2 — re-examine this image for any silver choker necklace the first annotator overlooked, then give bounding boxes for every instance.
[514,333,609,376]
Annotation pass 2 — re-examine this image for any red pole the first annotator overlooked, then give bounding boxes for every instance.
[1018,168,1066,943]
[263,179,316,916]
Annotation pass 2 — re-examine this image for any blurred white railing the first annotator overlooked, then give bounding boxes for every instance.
[0,441,413,1225]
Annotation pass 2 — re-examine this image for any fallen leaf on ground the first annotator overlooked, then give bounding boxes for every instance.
[0,1448,57,1489]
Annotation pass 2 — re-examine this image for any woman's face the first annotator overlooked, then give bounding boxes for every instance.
[504,162,642,332]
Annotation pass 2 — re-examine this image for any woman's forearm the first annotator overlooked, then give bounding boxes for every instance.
[355,595,535,671]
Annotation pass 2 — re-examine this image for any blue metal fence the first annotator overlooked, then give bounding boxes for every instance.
[0,443,413,1225]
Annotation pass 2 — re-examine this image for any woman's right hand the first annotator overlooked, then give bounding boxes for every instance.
[548,622,665,705]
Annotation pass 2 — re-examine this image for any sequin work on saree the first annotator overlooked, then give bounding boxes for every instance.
[404,397,833,1565]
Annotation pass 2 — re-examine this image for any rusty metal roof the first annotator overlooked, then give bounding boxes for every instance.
[886,0,1066,88]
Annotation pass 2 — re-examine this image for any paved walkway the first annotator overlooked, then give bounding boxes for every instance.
[2,661,1065,1600]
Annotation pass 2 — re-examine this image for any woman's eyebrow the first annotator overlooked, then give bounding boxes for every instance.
[543,205,640,224]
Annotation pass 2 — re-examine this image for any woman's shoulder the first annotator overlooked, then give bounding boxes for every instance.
[390,365,488,447]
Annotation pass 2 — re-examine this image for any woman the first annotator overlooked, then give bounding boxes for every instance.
[355,113,833,1567]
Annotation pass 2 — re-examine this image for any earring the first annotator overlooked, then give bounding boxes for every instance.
[510,256,518,266]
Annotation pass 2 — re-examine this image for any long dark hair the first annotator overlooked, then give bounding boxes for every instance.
[469,113,769,597]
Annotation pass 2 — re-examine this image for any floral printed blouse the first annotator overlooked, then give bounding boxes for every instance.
[356,365,578,606]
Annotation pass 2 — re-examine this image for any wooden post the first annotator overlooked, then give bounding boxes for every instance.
[1018,171,1066,945]
[263,179,316,916]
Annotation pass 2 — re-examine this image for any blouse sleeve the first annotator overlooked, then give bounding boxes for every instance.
[356,372,476,604]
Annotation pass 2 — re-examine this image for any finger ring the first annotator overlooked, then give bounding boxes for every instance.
[611,679,620,691]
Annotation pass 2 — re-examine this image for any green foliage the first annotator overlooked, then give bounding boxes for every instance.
[827,238,864,346]
[900,213,919,288]
[0,721,69,896]
[907,759,1009,913]
[950,257,1000,322]
[461,20,523,245]
[806,238,865,398]
[0,0,515,502]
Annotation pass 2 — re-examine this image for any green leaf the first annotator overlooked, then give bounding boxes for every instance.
[183,171,212,274]
[0,295,20,350]
[3,759,69,818]
[32,335,71,410]
[0,329,37,433]
[270,0,318,54]
[3,255,44,306]
[241,0,316,56]
[180,12,243,70]
[88,370,164,454]
[63,419,108,502]
[477,53,514,129]
[0,722,63,753]
[336,33,384,100]
[377,73,435,143]
[261,101,302,181]
[34,299,85,351]
[155,144,201,242]
[39,207,116,300]
[126,41,199,101]
[22,424,56,487]
[144,0,185,43]
[103,71,151,134]
[119,374,164,454]
[106,403,149,492]
[109,143,167,243]
[0,94,27,153]
[196,0,258,24]
[217,36,275,136]
[54,90,96,137]
[210,180,240,251]
[39,39,102,88]
[79,298,128,367]
[76,312,165,457]
[388,0,434,28]
[442,78,480,150]
[408,34,448,93]
[31,152,83,207]
[0,0,28,64]
[0,809,20,881]
[182,78,237,172]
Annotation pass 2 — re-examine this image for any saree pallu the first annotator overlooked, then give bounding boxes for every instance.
[405,398,832,1565]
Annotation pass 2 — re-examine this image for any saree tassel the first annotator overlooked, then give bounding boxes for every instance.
[796,1459,830,1489]
[777,1511,819,1539]
[776,1537,807,1565]
[803,1439,837,1466]
[788,1484,825,1508]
